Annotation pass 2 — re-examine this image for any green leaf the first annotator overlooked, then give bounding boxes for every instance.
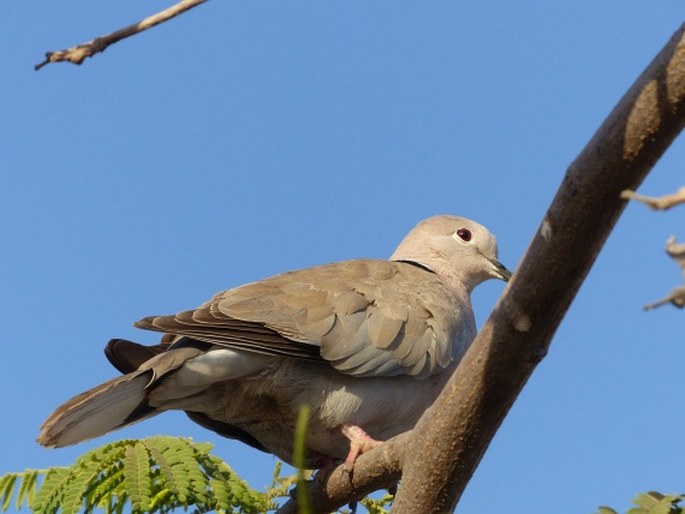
[0,474,17,511]
[124,441,152,512]
[3,436,269,513]
[60,463,100,514]
[143,438,179,496]
[361,492,394,514]
[15,470,39,510]
[0,470,48,512]
[603,491,685,514]
[34,466,71,514]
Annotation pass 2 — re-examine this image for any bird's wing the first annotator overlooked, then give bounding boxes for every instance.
[135,260,469,378]
[105,338,170,374]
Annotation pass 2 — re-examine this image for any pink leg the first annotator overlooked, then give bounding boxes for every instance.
[341,425,383,471]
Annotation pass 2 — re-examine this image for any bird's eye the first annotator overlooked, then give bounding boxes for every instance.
[456,228,472,242]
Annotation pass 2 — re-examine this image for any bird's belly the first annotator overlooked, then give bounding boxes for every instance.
[191,359,455,466]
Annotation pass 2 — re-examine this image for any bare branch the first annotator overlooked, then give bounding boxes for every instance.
[645,236,685,310]
[276,434,404,514]
[621,187,685,210]
[644,285,685,310]
[35,0,207,71]
[666,235,685,272]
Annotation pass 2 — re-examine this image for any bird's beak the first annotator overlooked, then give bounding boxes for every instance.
[489,257,512,282]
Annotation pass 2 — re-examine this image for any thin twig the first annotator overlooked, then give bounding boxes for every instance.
[644,286,685,310]
[645,236,685,310]
[665,235,685,270]
[621,185,685,310]
[35,0,207,70]
[621,187,685,210]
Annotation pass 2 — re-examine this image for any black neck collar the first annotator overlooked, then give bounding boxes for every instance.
[393,259,436,274]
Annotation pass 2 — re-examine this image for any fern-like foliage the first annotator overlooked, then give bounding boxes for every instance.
[0,436,270,514]
[0,469,42,512]
[598,492,685,514]
[359,494,393,514]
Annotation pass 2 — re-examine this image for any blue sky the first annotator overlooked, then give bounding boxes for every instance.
[3,2,685,513]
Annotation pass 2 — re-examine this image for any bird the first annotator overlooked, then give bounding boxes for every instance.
[38,215,511,469]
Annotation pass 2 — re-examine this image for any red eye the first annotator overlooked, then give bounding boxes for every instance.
[456,228,472,242]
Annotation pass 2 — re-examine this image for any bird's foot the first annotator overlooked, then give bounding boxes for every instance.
[341,424,382,472]
[313,457,339,485]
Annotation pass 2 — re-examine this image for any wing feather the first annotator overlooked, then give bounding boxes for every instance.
[134,260,468,378]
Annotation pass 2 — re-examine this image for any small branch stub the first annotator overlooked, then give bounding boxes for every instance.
[621,187,685,210]
[622,187,685,310]
[35,38,108,70]
[644,236,685,310]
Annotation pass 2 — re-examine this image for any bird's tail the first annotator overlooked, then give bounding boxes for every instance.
[38,344,206,448]
[37,370,155,448]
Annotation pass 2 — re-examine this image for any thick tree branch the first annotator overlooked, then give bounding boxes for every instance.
[281,21,685,514]
[277,434,404,514]
[35,0,207,71]
[392,23,685,513]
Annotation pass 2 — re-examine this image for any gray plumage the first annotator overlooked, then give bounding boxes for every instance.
[38,215,510,468]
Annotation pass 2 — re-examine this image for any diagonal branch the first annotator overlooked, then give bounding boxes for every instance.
[35,0,207,71]
[392,22,685,513]
[280,21,685,514]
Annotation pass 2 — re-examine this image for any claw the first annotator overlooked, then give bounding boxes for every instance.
[341,425,382,472]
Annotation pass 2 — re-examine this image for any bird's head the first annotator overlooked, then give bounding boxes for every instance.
[390,215,511,292]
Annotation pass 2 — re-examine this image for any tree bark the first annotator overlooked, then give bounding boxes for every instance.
[392,22,685,513]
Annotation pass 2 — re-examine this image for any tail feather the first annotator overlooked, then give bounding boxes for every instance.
[38,346,208,448]
[38,371,154,448]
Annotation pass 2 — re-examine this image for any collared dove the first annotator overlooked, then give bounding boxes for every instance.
[38,215,510,469]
